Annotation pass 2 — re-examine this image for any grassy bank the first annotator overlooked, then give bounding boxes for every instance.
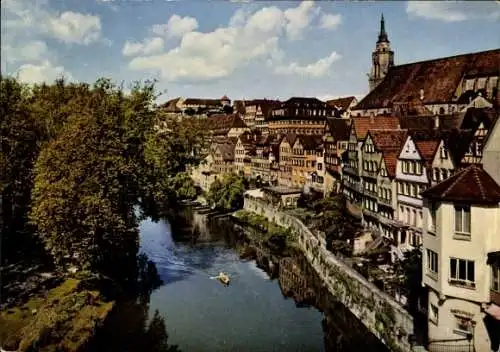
[0,277,114,352]
[232,210,299,254]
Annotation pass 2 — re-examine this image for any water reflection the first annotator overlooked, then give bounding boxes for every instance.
[211,216,390,352]
[96,209,390,352]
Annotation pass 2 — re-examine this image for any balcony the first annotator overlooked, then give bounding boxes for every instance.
[343,166,358,176]
[362,208,379,220]
[361,170,378,179]
[362,188,378,198]
[378,197,392,207]
[397,194,423,207]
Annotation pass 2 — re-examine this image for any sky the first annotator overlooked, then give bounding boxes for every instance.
[1,0,499,103]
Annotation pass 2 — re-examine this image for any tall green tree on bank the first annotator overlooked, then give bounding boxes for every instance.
[0,77,46,263]
[143,114,209,211]
[206,174,247,211]
[29,79,157,281]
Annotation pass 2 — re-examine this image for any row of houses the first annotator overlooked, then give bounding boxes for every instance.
[190,99,500,351]
[190,16,500,350]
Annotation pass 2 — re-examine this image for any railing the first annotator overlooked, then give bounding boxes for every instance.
[362,188,378,198]
[378,197,392,207]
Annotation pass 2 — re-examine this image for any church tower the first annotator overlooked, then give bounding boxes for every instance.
[368,14,394,91]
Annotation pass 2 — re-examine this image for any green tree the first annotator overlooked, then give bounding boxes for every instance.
[206,174,246,211]
[0,76,47,263]
[29,79,157,281]
[393,247,423,313]
[312,195,360,251]
[143,114,209,211]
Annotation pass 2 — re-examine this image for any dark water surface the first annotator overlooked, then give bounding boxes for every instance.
[140,218,325,352]
[95,213,389,352]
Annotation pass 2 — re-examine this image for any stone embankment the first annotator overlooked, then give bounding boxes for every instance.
[243,196,415,352]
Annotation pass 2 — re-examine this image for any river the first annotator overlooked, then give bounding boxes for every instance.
[93,212,389,352]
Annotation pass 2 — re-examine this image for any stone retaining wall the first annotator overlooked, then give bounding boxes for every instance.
[244,196,415,352]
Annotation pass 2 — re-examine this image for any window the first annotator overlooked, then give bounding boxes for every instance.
[440,147,448,159]
[450,258,475,288]
[454,316,474,336]
[427,249,438,274]
[416,163,422,175]
[434,168,440,182]
[454,205,471,237]
[430,304,439,324]
[492,266,500,292]
[317,163,322,171]
[410,161,415,174]
[441,169,447,180]
[402,161,408,173]
[429,202,437,232]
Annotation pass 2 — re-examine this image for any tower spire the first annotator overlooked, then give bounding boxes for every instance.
[378,13,388,43]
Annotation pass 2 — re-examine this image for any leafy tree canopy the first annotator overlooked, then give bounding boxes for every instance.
[206,173,247,212]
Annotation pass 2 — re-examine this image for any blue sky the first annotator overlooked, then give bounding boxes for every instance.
[2,0,499,103]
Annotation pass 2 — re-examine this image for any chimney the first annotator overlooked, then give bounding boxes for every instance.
[434,115,440,129]
[419,89,425,101]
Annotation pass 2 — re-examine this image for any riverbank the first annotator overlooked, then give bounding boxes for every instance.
[241,196,416,352]
[0,276,114,351]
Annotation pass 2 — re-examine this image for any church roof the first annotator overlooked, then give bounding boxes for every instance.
[356,49,500,110]
[421,164,500,204]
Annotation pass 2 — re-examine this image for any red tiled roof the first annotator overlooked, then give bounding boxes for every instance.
[326,96,357,111]
[368,129,408,178]
[382,151,399,178]
[351,116,400,140]
[326,118,351,141]
[398,113,464,131]
[208,114,248,135]
[295,134,323,150]
[415,140,440,164]
[421,164,500,204]
[283,133,297,146]
[356,49,500,109]
[212,139,237,161]
[160,97,182,112]
[369,129,408,151]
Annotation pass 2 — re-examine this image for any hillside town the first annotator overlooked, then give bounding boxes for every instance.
[160,16,500,352]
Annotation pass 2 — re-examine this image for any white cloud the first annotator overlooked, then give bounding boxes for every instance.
[273,51,341,78]
[2,41,50,63]
[319,13,342,29]
[406,1,500,22]
[15,60,73,84]
[122,37,164,56]
[46,11,102,45]
[151,15,199,38]
[284,1,320,40]
[2,0,104,45]
[127,1,335,82]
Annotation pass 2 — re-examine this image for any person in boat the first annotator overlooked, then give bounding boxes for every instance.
[216,272,230,285]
